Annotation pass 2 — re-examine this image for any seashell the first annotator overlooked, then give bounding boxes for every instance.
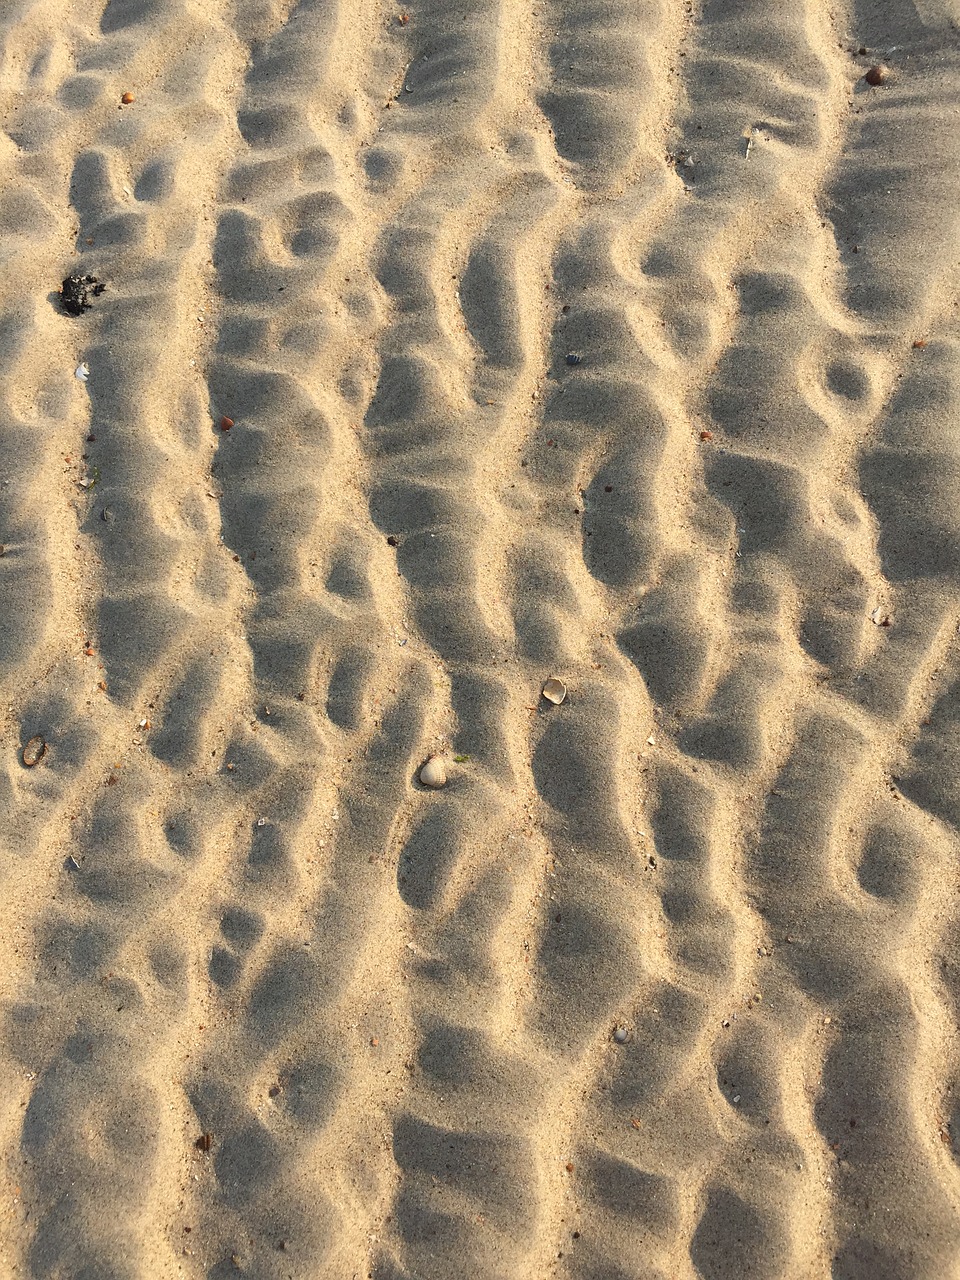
[419,756,447,789]
[541,678,567,705]
[22,735,46,767]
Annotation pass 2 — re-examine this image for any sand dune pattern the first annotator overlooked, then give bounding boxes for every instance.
[1,0,960,1276]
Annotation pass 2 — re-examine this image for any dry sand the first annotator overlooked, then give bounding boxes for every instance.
[1,0,960,1276]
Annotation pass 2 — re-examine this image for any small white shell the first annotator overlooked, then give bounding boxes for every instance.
[75,363,89,382]
[541,678,567,706]
[419,756,447,789]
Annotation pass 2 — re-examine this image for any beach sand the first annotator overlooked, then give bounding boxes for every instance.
[2,0,960,1276]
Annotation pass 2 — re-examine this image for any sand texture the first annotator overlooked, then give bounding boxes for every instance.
[2,0,960,1276]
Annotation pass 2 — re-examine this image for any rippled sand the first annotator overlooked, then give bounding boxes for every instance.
[2,1,960,1276]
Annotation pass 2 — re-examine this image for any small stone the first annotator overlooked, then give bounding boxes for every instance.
[419,756,447,789]
[75,363,90,382]
[196,1133,213,1152]
[541,677,567,705]
[613,1024,629,1044]
[121,91,135,104]
[220,416,234,432]
[386,535,399,546]
[864,64,889,86]
[22,735,46,767]
[565,353,582,366]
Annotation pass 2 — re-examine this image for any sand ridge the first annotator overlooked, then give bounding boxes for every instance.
[1,0,960,1276]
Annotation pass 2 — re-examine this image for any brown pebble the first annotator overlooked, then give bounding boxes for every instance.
[398,11,410,22]
[912,338,928,349]
[22,735,47,767]
[700,430,714,441]
[864,64,889,86]
[220,416,234,432]
[121,92,135,104]
[565,1162,575,1173]
[196,1133,213,1152]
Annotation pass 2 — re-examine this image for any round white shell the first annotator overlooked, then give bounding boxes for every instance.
[419,756,447,789]
[541,678,567,705]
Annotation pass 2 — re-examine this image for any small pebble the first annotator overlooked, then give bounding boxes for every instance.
[419,756,447,789]
[22,735,46,767]
[864,64,889,86]
[565,353,582,366]
[75,363,90,382]
[541,677,567,705]
[613,1024,629,1044]
[220,416,234,432]
[120,91,135,104]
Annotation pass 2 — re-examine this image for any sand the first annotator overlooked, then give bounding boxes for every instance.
[1,0,960,1276]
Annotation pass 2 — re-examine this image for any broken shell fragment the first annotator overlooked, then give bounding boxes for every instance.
[541,678,567,705]
[419,756,447,789]
[22,735,47,767]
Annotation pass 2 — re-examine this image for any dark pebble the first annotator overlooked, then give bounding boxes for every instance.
[864,64,889,86]
[565,353,582,366]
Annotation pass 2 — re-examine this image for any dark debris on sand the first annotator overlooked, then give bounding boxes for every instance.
[60,275,105,316]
